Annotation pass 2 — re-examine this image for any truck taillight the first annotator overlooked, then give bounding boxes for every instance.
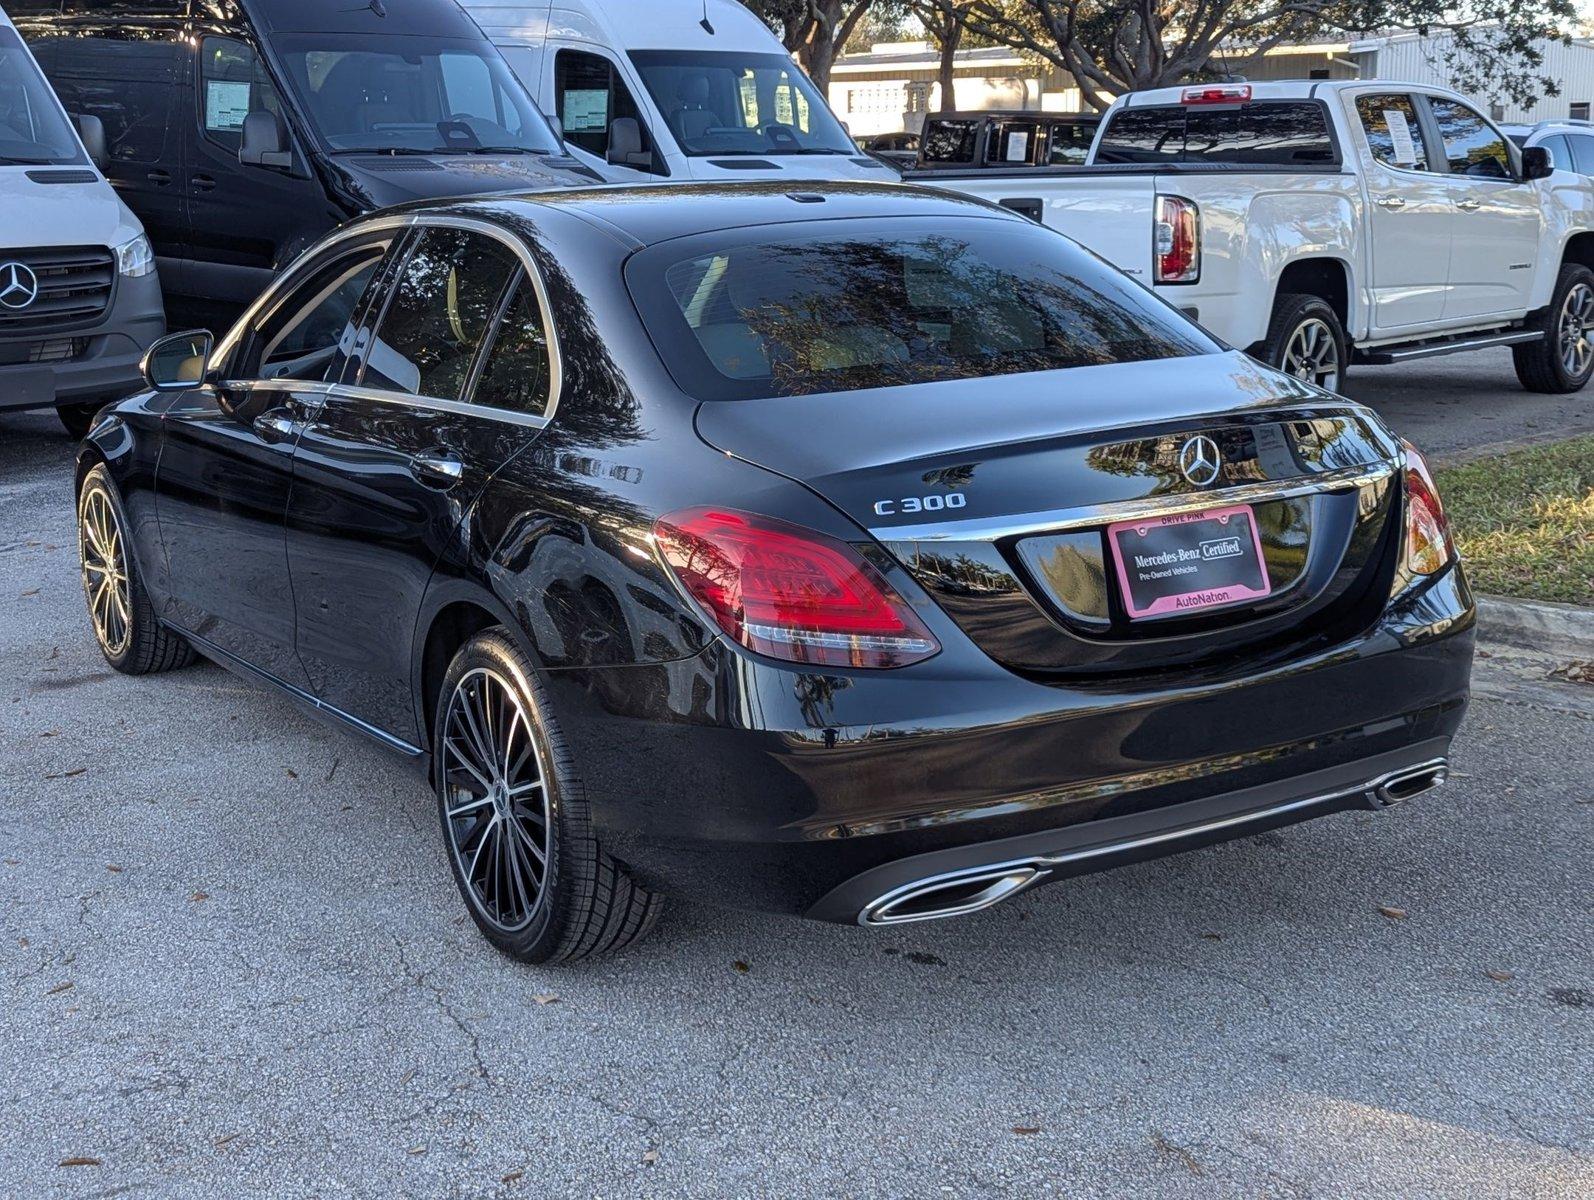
[1182,84,1252,105]
[653,507,941,670]
[1155,196,1200,284]
[1400,440,1456,576]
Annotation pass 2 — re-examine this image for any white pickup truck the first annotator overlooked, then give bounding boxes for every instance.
[908,80,1594,395]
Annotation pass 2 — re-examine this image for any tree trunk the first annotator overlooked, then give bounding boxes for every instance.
[937,19,963,111]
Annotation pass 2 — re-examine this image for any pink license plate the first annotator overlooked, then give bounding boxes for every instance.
[1107,504,1272,620]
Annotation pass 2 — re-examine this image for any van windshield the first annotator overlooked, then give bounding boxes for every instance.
[629,50,855,157]
[271,34,560,156]
[0,27,86,166]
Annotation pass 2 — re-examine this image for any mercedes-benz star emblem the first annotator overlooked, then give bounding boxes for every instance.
[0,262,40,311]
[1179,435,1222,487]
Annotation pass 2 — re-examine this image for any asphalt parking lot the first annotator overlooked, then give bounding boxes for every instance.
[2,351,1591,1198]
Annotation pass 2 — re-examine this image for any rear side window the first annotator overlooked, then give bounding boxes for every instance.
[474,279,554,418]
[1047,121,1094,165]
[1356,94,1432,172]
[1571,133,1594,175]
[986,120,1040,165]
[364,228,521,402]
[37,22,182,165]
[627,217,1219,401]
[1427,97,1513,178]
[1095,102,1333,165]
[1539,134,1570,170]
[921,118,977,164]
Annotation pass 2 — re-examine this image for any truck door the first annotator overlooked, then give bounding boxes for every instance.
[1421,95,1542,323]
[1353,92,1453,334]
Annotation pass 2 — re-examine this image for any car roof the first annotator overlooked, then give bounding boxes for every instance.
[419,181,1025,249]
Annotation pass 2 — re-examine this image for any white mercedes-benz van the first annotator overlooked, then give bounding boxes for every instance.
[0,7,164,437]
[457,0,894,184]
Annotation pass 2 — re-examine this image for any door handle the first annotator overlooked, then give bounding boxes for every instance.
[147,169,171,186]
[191,174,217,192]
[1375,195,1406,210]
[410,453,464,489]
[253,412,301,444]
[1456,197,1482,212]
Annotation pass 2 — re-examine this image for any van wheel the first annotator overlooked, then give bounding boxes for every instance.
[58,402,104,440]
[434,629,664,964]
[1513,263,1594,393]
[1255,294,1347,394]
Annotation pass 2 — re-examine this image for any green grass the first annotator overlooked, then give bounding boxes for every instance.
[1433,436,1594,605]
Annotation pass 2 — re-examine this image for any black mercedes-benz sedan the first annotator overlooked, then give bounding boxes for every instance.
[74,182,1474,963]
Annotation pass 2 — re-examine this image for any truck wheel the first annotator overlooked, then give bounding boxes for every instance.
[1513,264,1594,393]
[434,628,664,964]
[1255,294,1347,393]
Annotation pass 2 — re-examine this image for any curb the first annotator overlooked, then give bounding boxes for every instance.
[1476,594,1594,660]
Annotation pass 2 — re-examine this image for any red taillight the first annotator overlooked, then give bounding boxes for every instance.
[653,507,940,669]
[1155,195,1200,284]
[1401,440,1455,576]
[1181,84,1252,105]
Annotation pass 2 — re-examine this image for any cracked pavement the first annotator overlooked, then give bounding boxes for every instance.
[2,351,1592,1199]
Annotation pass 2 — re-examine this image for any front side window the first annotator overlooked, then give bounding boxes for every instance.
[1356,93,1432,172]
[198,36,288,153]
[363,227,522,401]
[986,120,1041,165]
[237,241,391,383]
[920,117,977,164]
[1427,98,1513,178]
[628,217,1218,401]
[272,34,559,155]
[553,48,662,174]
[629,49,855,158]
[1047,122,1094,165]
[0,26,85,165]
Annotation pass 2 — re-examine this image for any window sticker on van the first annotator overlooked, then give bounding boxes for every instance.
[563,89,609,132]
[206,80,252,132]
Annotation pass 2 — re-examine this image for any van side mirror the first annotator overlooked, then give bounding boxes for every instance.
[1522,145,1554,181]
[607,116,652,169]
[142,330,214,392]
[547,115,565,144]
[74,114,107,169]
[241,110,293,170]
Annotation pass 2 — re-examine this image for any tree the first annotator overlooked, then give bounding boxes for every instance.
[909,0,978,108]
[963,0,1576,112]
[745,0,906,89]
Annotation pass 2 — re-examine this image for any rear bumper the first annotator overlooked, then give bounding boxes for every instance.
[0,272,164,413]
[547,565,1474,921]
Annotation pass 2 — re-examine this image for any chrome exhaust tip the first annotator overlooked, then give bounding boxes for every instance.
[860,864,1042,927]
[1371,758,1449,808]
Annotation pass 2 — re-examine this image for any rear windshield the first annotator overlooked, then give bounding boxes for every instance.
[1095,101,1337,165]
[626,217,1219,401]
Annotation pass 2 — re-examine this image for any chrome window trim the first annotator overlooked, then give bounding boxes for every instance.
[214,212,562,428]
[869,461,1395,544]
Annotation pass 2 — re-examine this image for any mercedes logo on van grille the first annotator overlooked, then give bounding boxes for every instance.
[1179,435,1222,487]
[0,262,40,310]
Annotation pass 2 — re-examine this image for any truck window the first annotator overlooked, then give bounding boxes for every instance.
[1046,122,1093,165]
[198,37,288,154]
[1571,133,1594,175]
[986,120,1040,165]
[1094,102,1332,165]
[39,23,182,166]
[1426,97,1513,178]
[1355,94,1432,172]
[553,48,664,175]
[921,117,978,164]
[1538,134,1570,171]
[0,26,85,165]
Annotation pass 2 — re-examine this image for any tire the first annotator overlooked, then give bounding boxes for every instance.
[1512,263,1594,393]
[77,464,194,675]
[1253,293,1348,394]
[433,628,663,964]
[57,402,104,440]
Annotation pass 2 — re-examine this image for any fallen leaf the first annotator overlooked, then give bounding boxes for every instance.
[20,589,39,598]
[284,768,299,780]
[1012,1126,1041,1136]
[3,859,18,866]
[408,1146,426,1156]
[532,994,559,1006]
[1377,905,1407,920]
[1486,969,1514,983]
[46,981,74,996]
[191,892,210,903]
[641,1149,660,1166]
[106,864,123,874]
[502,1169,525,1183]
[732,960,750,974]
[44,768,87,780]
[1199,932,1222,941]
[213,1133,240,1148]
[39,729,59,738]
[58,1157,101,1168]
[1550,660,1594,685]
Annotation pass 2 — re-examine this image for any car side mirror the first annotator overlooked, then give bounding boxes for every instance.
[241,110,293,170]
[606,116,652,169]
[74,114,107,170]
[142,330,214,392]
[1522,145,1554,181]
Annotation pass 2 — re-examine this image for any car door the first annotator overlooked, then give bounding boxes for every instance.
[1352,91,1455,334]
[31,13,190,291]
[186,28,336,308]
[286,220,556,744]
[156,232,397,689]
[1423,95,1542,322]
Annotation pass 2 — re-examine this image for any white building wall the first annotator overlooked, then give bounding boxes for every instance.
[1357,34,1594,124]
